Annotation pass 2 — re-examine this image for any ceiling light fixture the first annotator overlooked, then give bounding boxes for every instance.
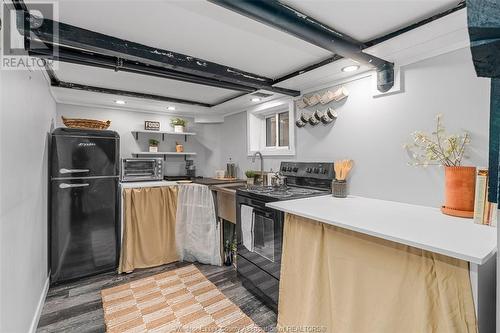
[167,106,176,111]
[341,65,360,72]
[114,100,126,105]
[251,97,261,102]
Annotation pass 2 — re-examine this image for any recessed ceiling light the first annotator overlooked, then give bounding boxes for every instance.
[251,97,261,102]
[114,100,126,105]
[167,106,176,111]
[341,65,360,72]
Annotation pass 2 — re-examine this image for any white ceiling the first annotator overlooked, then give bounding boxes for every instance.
[283,0,461,42]
[51,86,211,115]
[54,62,239,105]
[52,0,331,78]
[39,0,465,118]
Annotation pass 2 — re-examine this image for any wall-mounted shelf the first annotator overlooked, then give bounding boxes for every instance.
[132,151,197,161]
[131,130,196,141]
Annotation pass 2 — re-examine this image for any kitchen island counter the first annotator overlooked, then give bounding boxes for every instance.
[269,195,497,332]
[267,195,496,264]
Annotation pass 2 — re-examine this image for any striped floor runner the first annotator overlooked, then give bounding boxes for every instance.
[101,265,264,332]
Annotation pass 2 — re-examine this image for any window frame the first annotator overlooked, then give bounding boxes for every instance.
[246,98,295,157]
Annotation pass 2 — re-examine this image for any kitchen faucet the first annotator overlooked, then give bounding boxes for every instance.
[251,151,264,186]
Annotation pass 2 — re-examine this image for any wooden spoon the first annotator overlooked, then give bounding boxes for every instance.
[334,162,341,180]
[343,160,353,179]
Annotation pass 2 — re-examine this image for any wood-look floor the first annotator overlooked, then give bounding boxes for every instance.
[37,262,277,333]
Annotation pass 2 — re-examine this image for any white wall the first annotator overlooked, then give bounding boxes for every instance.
[54,48,491,209]
[0,69,56,332]
[55,105,222,177]
[216,48,491,207]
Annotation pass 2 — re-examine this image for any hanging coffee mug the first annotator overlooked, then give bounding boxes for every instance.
[319,90,335,104]
[313,110,323,121]
[300,113,310,122]
[296,99,308,109]
[332,86,349,101]
[309,116,320,126]
[321,114,335,124]
[326,108,338,119]
[296,119,306,128]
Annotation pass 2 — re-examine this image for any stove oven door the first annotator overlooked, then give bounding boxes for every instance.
[253,208,277,262]
[236,195,283,310]
[236,196,283,278]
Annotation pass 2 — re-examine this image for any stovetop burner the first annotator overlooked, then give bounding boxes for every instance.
[240,185,328,200]
[237,162,334,202]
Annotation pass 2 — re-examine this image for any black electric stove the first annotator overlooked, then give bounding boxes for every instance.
[235,162,334,312]
[238,184,328,201]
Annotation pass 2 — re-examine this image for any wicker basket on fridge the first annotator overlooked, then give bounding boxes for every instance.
[62,116,111,130]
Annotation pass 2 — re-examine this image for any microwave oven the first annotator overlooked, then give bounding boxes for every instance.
[121,158,163,182]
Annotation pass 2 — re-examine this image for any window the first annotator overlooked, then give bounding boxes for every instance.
[279,112,289,147]
[247,98,295,156]
[266,112,289,148]
[266,115,276,147]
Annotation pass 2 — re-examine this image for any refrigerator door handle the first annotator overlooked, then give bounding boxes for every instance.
[59,168,90,174]
[59,183,90,189]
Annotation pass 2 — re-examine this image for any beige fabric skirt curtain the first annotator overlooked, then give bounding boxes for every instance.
[278,214,478,333]
[119,186,179,273]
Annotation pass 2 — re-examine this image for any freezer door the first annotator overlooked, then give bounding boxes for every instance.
[51,134,119,178]
[50,177,119,284]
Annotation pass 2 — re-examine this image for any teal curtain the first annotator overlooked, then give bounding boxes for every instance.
[467,0,500,202]
[491,80,500,202]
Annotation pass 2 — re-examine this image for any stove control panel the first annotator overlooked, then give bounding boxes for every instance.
[280,162,334,180]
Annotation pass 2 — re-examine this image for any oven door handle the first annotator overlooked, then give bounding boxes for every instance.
[252,208,274,219]
[59,168,90,174]
[59,183,90,189]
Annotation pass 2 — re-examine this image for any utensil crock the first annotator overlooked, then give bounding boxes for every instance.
[332,180,347,198]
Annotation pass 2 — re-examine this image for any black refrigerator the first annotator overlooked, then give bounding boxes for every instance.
[49,128,120,284]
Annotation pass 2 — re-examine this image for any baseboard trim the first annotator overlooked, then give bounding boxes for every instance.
[28,275,50,333]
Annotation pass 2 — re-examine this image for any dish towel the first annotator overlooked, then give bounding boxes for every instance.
[241,205,254,252]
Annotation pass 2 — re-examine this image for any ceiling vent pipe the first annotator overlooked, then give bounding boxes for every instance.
[209,0,395,93]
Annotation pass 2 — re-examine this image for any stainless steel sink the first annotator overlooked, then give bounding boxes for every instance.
[212,183,246,223]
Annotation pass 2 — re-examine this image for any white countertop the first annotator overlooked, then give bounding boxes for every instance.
[120,180,178,189]
[267,195,497,265]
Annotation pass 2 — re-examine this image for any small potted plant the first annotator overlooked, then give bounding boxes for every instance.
[245,170,256,185]
[149,139,159,153]
[170,118,187,133]
[404,114,474,218]
[231,238,237,267]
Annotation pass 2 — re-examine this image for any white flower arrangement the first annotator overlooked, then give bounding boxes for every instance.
[404,114,470,167]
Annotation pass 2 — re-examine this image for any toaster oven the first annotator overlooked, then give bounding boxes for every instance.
[120,158,163,182]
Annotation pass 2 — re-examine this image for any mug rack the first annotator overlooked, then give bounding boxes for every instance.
[295,86,348,128]
[296,108,338,127]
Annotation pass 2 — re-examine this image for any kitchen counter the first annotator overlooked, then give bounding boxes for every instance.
[267,195,497,265]
[192,177,246,186]
[120,180,178,189]
[271,195,497,332]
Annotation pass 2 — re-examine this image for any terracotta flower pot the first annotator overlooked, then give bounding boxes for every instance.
[441,166,476,218]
